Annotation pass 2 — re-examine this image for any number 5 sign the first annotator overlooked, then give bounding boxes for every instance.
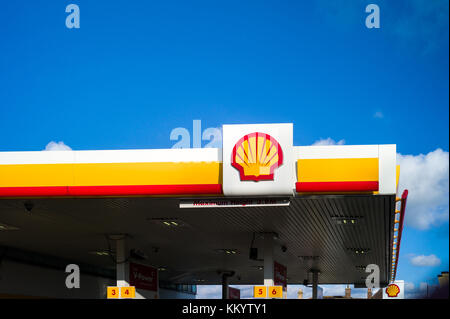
[253,286,267,298]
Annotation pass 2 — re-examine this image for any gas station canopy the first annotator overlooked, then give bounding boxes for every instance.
[0,124,406,288]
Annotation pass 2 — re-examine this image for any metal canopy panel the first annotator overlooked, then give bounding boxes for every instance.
[0,194,395,286]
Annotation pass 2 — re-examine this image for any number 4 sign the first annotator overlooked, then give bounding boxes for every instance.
[120,286,136,299]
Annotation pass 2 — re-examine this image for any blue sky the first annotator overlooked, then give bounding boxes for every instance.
[0,1,448,298]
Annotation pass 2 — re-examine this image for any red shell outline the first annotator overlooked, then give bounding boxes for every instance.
[385,284,400,297]
[231,132,283,182]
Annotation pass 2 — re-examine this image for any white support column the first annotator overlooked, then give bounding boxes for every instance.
[263,234,274,287]
[114,235,129,288]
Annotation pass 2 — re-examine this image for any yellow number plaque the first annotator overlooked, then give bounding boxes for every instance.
[253,286,267,298]
[268,286,283,298]
[120,286,136,299]
[107,287,119,299]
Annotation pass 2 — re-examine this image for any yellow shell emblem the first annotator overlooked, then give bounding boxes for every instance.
[231,132,283,181]
[386,284,400,297]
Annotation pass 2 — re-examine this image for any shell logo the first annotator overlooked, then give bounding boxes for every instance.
[385,284,400,297]
[231,132,283,182]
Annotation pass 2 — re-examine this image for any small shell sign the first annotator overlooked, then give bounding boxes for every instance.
[386,284,400,297]
[382,280,404,299]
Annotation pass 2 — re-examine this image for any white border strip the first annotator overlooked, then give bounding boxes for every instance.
[295,145,379,159]
[179,198,290,208]
[0,148,222,165]
[0,151,76,165]
[378,144,397,194]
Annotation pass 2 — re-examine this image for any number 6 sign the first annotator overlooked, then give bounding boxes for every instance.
[268,286,283,298]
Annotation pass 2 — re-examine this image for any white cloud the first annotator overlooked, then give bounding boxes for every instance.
[320,285,367,299]
[373,111,384,119]
[196,285,221,299]
[321,284,347,297]
[312,138,345,146]
[409,254,441,267]
[229,285,254,299]
[397,149,449,229]
[43,141,72,151]
[405,281,415,291]
[309,141,448,230]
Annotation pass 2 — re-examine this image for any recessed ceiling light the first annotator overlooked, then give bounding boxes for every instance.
[348,248,371,255]
[331,216,363,225]
[147,218,187,227]
[89,251,110,256]
[0,222,19,231]
[215,249,238,255]
[158,267,167,271]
